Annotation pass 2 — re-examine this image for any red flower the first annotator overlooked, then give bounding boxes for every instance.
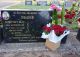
[65,13,75,19]
[51,25,66,36]
[77,18,80,22]
[69,14,74,19]
[65,10,76,20]
[65,14,71,19]
[71,13,76,17]
[42,25,51,32]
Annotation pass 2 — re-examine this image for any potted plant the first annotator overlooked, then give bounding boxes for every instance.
[41,4,70,50]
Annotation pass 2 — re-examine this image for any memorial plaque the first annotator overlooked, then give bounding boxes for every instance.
[1,10,51,43]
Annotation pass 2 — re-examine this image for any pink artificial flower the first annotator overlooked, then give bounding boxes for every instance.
[50,4,62,11]
[57,6,62,11]
[42,25,51,33]
[50,4,57,9]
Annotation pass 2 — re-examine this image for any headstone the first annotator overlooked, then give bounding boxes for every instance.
[1,10,51,43]
[37,1,47,6]
[65,2,73,8]
[25,1,32,5]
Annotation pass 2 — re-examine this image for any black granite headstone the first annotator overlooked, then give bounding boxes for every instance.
[1,10,51,43]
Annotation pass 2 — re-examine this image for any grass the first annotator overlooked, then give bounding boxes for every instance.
[71,22,78,30]
[68,18,78,30]
[7,4,50,10]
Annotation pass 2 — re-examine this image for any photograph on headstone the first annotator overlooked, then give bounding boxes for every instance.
[2,11,10,20]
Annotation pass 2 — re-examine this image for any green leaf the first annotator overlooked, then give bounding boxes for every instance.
[61,4,65,24]
[52,9,58,25]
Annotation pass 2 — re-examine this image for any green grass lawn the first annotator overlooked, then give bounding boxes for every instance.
[7,4,50,10]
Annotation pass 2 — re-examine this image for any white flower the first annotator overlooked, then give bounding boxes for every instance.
[46,23,51,27]
[60,24,64,27]
[49,8,53,10]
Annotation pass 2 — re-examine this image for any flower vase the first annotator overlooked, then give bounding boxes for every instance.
[45,39,60,51]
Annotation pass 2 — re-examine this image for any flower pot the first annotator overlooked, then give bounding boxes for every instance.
[45,39,60,51]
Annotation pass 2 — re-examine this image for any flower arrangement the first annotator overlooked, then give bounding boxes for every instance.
[64,3,77,24]
[51,25,66,36]
[41,3,70,43]
[42,23,67,36]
